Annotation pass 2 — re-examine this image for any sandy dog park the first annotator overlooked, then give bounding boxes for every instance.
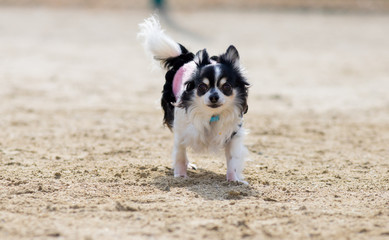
[0,5,389,240]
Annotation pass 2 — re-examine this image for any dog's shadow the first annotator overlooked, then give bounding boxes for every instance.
[148,166,258,200]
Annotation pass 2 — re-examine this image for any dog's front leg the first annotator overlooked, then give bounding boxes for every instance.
[172,142,188,178]
[225,134,248,184]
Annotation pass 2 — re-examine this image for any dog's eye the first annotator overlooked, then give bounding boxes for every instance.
[221,83,232,95]
[186,81,194,91]
[197,83,208,95]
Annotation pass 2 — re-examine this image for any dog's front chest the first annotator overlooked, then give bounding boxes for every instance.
[205,120,237,145]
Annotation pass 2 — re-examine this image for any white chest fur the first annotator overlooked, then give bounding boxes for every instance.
[173,106,243,152]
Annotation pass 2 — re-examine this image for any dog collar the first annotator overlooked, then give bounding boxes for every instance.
[210,115,220,123]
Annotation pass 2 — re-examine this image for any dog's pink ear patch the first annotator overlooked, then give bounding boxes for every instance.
[172,61,197,100]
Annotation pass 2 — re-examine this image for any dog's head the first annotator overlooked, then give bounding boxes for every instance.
[179,45,249,116]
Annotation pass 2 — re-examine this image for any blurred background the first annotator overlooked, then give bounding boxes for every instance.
[1,0,388,116]
[1,0,389,12]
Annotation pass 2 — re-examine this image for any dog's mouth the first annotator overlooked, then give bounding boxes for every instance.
[208,103,222,108]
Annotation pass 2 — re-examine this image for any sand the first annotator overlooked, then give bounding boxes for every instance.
[0,7,389,240]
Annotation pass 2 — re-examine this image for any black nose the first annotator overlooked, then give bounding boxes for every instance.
[209,93,219,103]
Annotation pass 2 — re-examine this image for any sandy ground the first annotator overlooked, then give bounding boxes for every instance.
[0,7,389,240]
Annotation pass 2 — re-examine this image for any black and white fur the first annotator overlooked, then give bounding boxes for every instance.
[138,16,249,183]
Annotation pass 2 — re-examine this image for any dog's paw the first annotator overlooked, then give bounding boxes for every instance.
[227,178,248,185]
[174,173,188,178]
[188,163,197,170]
[227,171,248,185]
[174,163,188,178]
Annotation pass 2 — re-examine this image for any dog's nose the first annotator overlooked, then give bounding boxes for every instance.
[209,93,219,103]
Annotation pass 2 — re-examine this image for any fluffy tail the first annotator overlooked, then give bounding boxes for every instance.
[138,16,182,65]
[138,16,195,130]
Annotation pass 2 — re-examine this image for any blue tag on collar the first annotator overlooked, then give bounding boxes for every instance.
[210,115,220,123]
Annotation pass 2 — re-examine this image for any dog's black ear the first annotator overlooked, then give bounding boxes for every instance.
[210,55,219,62]
[194,49,211,67]
[220,45,240,68]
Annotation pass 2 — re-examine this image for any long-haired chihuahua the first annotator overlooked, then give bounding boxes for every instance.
[138,16,250,184]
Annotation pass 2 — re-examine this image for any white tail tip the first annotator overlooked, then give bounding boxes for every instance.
[138,15,182,62]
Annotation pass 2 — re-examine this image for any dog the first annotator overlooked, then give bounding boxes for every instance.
[138,16,249,183]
